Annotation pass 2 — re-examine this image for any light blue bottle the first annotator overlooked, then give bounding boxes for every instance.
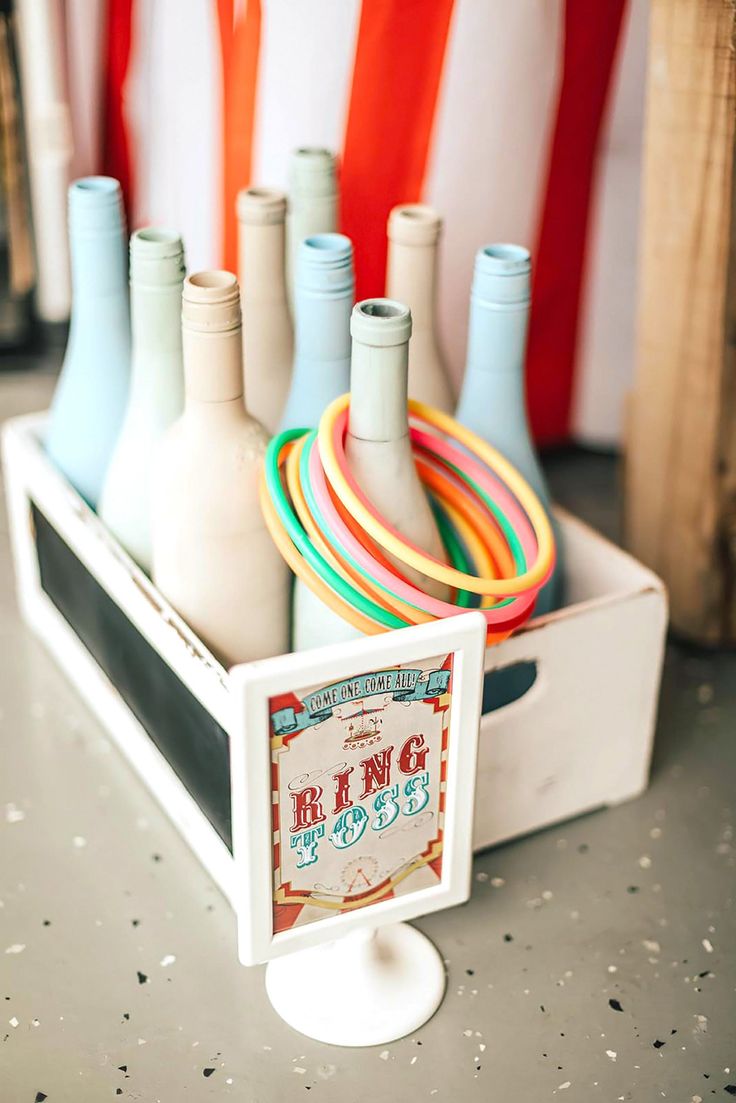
[456,244,563,615]
[45,177,131,508]
[278,233,353,432]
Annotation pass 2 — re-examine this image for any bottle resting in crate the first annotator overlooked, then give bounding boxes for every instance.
[285,147,337,310]
[279,232,353,433]
[386,204,453,412]
[99,228,185,573]
[293,298,449,652]
[456,244,563,615]
[237,186,293,434]
[150,271,289,667]
[45,177,131,508]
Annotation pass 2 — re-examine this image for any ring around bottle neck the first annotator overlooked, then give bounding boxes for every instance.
[68,176,125,236]
[289,147,337,200]
[236,187,287,226]
[388,204,442,247]
[296,233,353,297]
[130,228,185,287]
[473,243,531,306]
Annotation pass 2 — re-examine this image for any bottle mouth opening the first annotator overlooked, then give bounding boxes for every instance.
[290,148,337,196]
[395,204,438,224]
[134,227,181,245]
[295,146,332,159]
[183,271,240,327]
[482,243,530,264]
[68,176,124,230]
[298,234,353,286]
[237,186,287,224]
[352,299,412,345]
[247,186,282,200]
[388,203,441,244]
[130,228,184,282]
[304,232,351,253]
[358,300,407,320]
[189,271,236,290]
[73,176,120,195]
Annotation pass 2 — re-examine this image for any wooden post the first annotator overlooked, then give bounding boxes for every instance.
[625,0,736,644]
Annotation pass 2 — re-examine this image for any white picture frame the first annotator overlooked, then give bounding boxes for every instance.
[230,612,487,966]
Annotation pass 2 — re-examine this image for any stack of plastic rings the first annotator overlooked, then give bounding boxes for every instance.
[259,395,556,645]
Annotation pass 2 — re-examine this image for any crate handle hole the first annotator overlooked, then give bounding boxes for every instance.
[482,661,538,715]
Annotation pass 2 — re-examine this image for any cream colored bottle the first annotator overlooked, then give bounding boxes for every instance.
[286,147,337,309]
[99,228,185,573]
[151,271,289,667]
[386,204,454,412]
[293,298,449,652]
[237,187,293,434]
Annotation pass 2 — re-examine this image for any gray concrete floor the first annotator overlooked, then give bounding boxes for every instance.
[0,366,734,1102]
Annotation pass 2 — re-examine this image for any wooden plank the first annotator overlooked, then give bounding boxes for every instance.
[625,0,736,643]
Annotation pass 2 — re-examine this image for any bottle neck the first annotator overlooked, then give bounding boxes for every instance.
[348,338,410,444]
[293,286,352,368]
[289,148,337,204]
[386,240,437,332]
[239,220,288,306]
[70,229,128,300]
[183,326,244,411]
[181,271,245,408]
[67,176,128,300]
[466,295,530,376]
[292,233,354,367]
[466,243,531,375]
[129,281,183,386]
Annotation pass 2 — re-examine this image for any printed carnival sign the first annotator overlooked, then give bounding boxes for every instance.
[268,652,453,933]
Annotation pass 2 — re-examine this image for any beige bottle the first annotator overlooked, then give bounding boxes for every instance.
[237,187,293,434]
[386,204,454,412]
[293,298,449,652]
[286,147,338,309]
[151,271,289,667]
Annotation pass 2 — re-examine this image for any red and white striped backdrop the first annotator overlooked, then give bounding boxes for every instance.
[65,0,648,448]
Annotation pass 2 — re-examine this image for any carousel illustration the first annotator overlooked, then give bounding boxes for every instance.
[340,700,388,751]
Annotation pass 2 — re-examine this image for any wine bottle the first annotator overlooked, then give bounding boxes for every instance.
[98,228,185,572]
[293,298,449,652]
[45,176,130,508]
[455,244,562,614]
[386,204,453,412]
[237,186,293,434]
[150,270,289,667]
[279,232,353,433]
[286,147,337,309]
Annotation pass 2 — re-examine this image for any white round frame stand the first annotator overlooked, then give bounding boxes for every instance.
[265,922,446,1047]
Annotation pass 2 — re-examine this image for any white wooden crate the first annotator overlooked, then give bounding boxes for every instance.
[2,412,667,904]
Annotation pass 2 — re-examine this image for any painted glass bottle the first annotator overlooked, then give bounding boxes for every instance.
[293,298,449,652]
[386,204,453,412]
[150,271,289,667]
[237,186,293,434]
[455,244,562,614]
[98,228,185,572]
[286,147,337,309]
[45,176,130,508]
[279,232,353,433]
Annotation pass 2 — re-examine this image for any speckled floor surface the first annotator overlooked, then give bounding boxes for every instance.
[0,368,734,1102]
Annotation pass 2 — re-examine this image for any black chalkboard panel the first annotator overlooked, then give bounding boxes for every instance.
[31,502,233,852]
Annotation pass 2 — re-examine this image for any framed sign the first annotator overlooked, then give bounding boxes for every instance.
[231,612,486,965]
